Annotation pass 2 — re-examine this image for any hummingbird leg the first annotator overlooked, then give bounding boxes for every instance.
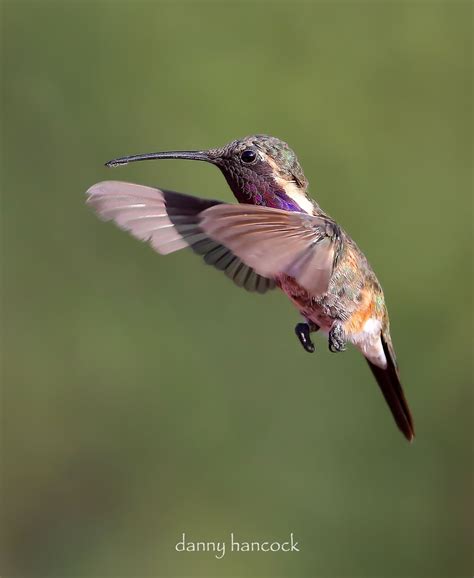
[295,321,319,353]
[328,322,346,353]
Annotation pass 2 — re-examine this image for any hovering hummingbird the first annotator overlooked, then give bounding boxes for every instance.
[86,135,414,441]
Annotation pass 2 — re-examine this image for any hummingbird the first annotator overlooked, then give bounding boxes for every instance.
[86,134,414,441]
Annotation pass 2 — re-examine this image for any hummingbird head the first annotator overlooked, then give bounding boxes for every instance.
[206,135,309,206]
[106,134,312,212]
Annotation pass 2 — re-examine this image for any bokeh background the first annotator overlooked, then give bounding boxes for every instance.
[2,1,472,577]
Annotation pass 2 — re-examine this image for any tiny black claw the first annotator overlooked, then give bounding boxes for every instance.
[295,322,315,353]
[328,323,346,353]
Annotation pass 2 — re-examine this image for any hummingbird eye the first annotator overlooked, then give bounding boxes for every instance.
[240,149,257,164]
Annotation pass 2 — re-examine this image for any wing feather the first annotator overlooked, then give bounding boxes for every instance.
[86,181,276,293]
[200,204,340,296]
[87,182,339,296]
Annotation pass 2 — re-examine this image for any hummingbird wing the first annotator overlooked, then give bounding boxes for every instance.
[200,204,341,297]
[86,181,276,293]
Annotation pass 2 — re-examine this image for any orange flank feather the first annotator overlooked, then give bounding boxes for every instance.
[343,288,380,335]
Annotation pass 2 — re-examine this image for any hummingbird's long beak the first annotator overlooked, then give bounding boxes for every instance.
[105,150,213,167]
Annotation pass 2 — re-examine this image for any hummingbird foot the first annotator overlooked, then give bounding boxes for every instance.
[295,321,319,353]
[328,323,346,353]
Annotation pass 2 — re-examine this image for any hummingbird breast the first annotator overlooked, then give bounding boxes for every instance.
[277,238,386,337]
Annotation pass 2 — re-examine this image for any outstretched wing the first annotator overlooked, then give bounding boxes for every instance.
[200,204,342,296]
[86,181,341,297]
[86,181,276,293]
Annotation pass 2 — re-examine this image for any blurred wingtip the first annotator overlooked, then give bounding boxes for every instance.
[86,180,113,196]
[85,181,116,205]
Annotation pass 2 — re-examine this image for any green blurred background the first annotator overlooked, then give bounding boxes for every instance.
[2,1,472,577]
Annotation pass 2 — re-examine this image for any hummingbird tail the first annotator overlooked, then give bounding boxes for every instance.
[366,335,415,442]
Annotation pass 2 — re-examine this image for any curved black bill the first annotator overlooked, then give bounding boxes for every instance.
[105,150,212,167]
